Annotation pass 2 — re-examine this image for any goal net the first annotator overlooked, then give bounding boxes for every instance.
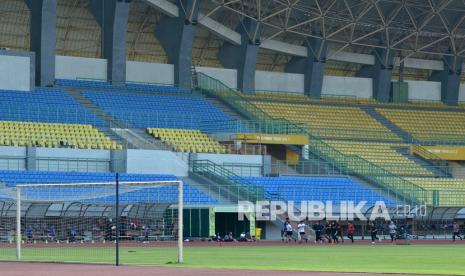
[0,179,183,265]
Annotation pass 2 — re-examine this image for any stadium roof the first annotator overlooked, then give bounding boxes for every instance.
[198,0,465,60]
[1,0,464,76]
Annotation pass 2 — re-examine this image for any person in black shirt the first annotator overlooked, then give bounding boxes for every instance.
[368,221,378,244]
[337,221,344,243]
[313,221,323,243]
[330,222,339,244]
[324,222,332,243]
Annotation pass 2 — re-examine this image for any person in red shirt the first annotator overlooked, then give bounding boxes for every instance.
[347,222,355,243]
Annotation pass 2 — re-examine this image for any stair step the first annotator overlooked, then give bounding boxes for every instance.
[394,147,451,177]
[203,95,246,120]
[361,107,411,142]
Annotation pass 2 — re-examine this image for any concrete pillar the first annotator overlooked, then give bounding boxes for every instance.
[26,147,36,171]
[372,48,394,102]
[218,18,261,93]
[90,0,130,84]
[430,55,463,105]
[285,38,327,99]
[26,0,57,87]
[356,48,394,102]
[155,0,200,89]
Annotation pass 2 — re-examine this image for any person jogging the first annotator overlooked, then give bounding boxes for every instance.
[285,220,293,243]
[368,221,378,244]
[347,222,355,243]
[452,221,463,242]
[282,217,290,242]
[337,221,344,243]
[330,221,339,244]
[313,221,323,243]
[388,221,397,243]
[297,220,307,244]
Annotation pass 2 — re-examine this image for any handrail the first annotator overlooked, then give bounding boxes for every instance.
[191,159,267,202]
[196,73,307,134]
[199,119,306,135]
[410,144,450,175]
[196,72,429,206]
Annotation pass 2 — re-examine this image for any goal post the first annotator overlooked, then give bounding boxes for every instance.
[14,180,183,265]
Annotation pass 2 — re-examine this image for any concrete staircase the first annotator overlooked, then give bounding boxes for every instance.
[203,93,247,120]
[361,106,413,142]
[65,87,166,150]
[111,128,168,150]
[64,88,126,128]
[184,174,236,204]
[395,147,451,177]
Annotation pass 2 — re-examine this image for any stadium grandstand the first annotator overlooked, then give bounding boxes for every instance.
[0,0,465,275]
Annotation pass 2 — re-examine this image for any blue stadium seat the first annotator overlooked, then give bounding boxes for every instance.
[230,176,396,206]
[81,90,234,131]
[0,88,105,126]
[0,171,217,205]
[55,79,191,94]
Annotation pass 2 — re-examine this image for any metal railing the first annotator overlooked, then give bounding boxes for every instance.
[196,72,430,206]
[406,132,465,146]
[270,159,346,176]
[196,73,306,134]
[191,159,267,202]
[199,119,306,135]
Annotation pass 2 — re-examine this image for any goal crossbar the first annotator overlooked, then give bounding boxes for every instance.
[15,180,184,264]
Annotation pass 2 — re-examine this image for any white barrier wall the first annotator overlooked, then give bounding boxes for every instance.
[127,61,174,85]
[52,56,465,103]
[406,80,441,101]
[255,70,304,93]
[55,55,107,81]
[0,54,31,91]
[192,153,266,176]
[35,148,111,172]
[322,75,372,98]
[459,84,465,102]
[196,66,237,89]
[126,150,188,176]
[0,146,27,170]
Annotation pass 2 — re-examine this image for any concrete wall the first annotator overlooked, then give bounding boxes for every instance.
[126,61,174,85]
[255,70,304,93]
[55,55,107,81]
[191,153,266,176]
[406,80,441,101]
[0,146,27,170]
[264,221,283,240]
[35,148,111,172]
[196,66,237,89]
[0,51,33,91]
[322,75,372,98]
[51,56,465,103]
[126,149,188,176]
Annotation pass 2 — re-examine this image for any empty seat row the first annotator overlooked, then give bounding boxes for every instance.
[0,88,105,126]
[148,128,228,153]
[230,176,395,206]
[0,121,121,150]
[326,140,432,177]
[82,90,232,130]
[253,101,401,141]
[0,171,216,204]
[377,108,465,144]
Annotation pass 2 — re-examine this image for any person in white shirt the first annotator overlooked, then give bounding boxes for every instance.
[297,221,307,244]
[285,222,293,243]
[388,221,397,243]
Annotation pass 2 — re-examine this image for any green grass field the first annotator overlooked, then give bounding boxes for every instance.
[1,244,465,275]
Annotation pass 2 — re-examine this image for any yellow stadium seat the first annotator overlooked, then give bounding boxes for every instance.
[148,128,228,154]
[0,121,122,150]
